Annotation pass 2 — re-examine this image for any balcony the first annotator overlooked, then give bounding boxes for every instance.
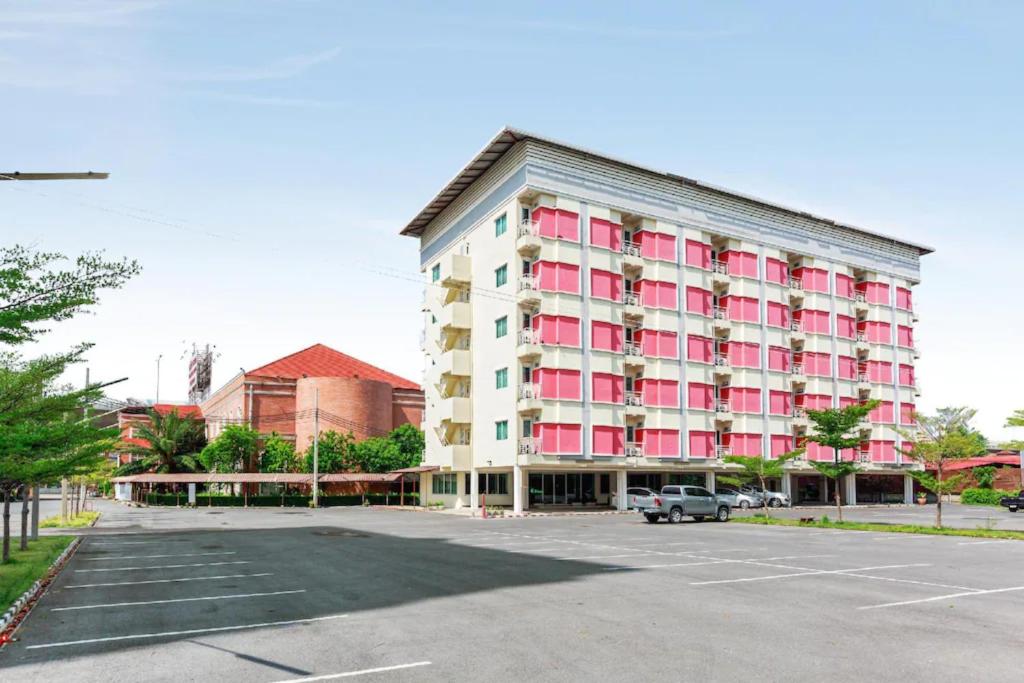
[517,382,543,412]
[913,382,921,397]
[622,291,643,318]
[624,341,645,368]
[625,442,643,458]
[792,407,808,426]
[711,259,730,286]
[439,253,471,287]
[713,354,732,377]
[438,299,472,331]
[855,332,870,352]
[790,364,806,383]
[438,396,472,424]
[857,372,872,389]
[713,306,731,334]
[714,401,732,423]
[518,437,539,456]
[625,391,645,417]
[788,278,804,299]
[516,219,542,254]
[715,445,731,460]
[517,329,542,359]
[858,449,872,464]
[854,292,869,314]
[622,240,643,269]
[789,320,805,342]
[437,347,471,379]
[517,275,541,306]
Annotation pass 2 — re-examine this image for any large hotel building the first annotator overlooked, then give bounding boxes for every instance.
[402,129,929,512]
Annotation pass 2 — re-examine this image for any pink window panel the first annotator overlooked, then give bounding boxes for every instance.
[897,325,914,348]
[869,440,897,463]
[900,403,915,425]
[837,356,857,380]
[533,423,582,455]
[729,387,762,413]
[533,314,580,347]
[533,208,579,242]
[797,394,831,410]
[592,426,625,455]
[793,267,829,293]
[638,280,678,310]
[637,231,677,262]
[870,401,895,424]
[867,361,893,383]
[836,315,856,339]
[591,321,624,352]
[639,379,679,408]
[766,301,790,329]
[721,296,760,323]
[533,261,580,294]
[795,309,830,335]
[835,273,855,299]
[797,352,831,376]
[721,250,758,278]
[590,269,623,301]
[589,218,622,252]
[769,390,792,416]
[770,434,794,458]
[685,286,712,316]
[765,258,788,285]
[768,346,791,372]
[688,431,715,458]
[591,372,624,404]
[859,321,892,344]
[896,287,913,311]
[687,335,713,363]
[898,364,915,386]
[687,382,714,411]
[533,368,581,401]
[839,396,858,409]
[857,281,890,305]
[640,429,680,457]
[638,330,678,359]
[722,341,760,368]
[724,433,762,457]
[684,240,711,269]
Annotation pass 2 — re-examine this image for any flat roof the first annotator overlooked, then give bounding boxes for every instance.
[1,171,108,181]
[399,127,934,255]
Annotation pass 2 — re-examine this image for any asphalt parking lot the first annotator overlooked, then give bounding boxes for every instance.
[3,500,1022,682]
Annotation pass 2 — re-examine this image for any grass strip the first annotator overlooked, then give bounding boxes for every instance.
[0,536,74,613]
[730,515,1024,540]
[40,511,99,529]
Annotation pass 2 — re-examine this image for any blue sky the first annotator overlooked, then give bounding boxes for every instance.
[3,1,1023,441]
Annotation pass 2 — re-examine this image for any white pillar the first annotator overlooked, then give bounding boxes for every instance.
[706,470,716,493]
[781,473,792,498]
[616,470,627,511]
[904,474,914,504]
[188,483,197,506]
[513,465,523,514]
[470,468,479,510]
[845,474,857,507]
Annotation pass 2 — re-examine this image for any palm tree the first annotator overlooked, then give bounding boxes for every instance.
[128,409,206,473]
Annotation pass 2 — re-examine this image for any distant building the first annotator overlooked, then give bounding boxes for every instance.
[201,343,424,453]
[111,403,203,465]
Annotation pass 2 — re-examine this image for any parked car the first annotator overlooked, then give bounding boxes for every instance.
[999,490,1024,512]
[636,485,731,524]
[739,485,791,508]
[716,487,764,509]
[623,487,658,510]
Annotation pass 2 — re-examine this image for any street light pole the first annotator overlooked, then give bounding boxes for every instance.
[155,354,163,403]
[312,387,319,508]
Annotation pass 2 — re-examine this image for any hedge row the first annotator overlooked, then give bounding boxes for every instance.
[143,493,419,507]
[960,488,1015,506]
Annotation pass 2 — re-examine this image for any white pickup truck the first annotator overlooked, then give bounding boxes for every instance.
[635,485,732,524]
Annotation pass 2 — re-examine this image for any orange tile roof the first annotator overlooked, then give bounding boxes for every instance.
[246,343,419,390]
[152,404,203,418]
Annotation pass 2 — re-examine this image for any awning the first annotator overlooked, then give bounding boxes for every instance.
[390,465,439,474]
[319,472,402,483]
[111,473,315,484]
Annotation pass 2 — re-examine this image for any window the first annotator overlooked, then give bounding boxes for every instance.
[684,240,711,269]
[896,287,913,311]
[495,367,508,389]
[431,264,440,282]
[688,382,715,410]
[495,316,508,338]
[770,434,794,458]
[687,335,714,363]
[590,217,623,251]
[495,420,509,440]
[532,207,579,241]
[638,428,680,457]
[837,356,857,380]
[636,231,677,262]
[593,426,625,455]
[534,368,582,400]
[836,314,856,339]
[795,309,830,335]
[495,213,507,237]
[793,267,829,293]
[768,346,791,372]
[478,473,509,495]
[765,258,788,285]
[638,379,679,408]
[592,373,625,404]
[836,273,855,299]
[533,261,581,294]
[431,473,457,495]
[685,286,713,316]
[590,269,623,301]
[532,314,581,347]
[720,250,758,278]
[533,423,583,454]
[720,341,760,368]
[897,325,914,348]
[637,280,678,309]
[637,329,678,359]
[494,264,508,288]
[766,301,790,328]
[592,321,624,352]
[688,431,715,458]
[769,390,792,416]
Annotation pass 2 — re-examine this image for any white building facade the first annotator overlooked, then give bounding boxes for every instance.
[403,129,930,512]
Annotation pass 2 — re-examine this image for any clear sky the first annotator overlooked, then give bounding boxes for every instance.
[3,1,1022,442]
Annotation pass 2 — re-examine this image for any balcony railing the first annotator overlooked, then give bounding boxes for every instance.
[790,321,802,332]
[622,291,640,306]
[624,341,643,357]
[713,306,729,321]
[793,407,807,419]
[857,449,871,463]
[715,401,731,413]
[518,329,538,345]
[791,364,805,376]
[518,219,538,238]
[518,437,538,455]
[789,278,803,290]
[711,259,729,275]
[715,445,731,458]
[450,288,471,303]
[855,292,867,303]
[714,354,730,367]
[453,335,472,351]
[625,443,643,457]
[856,332,868,343]
[622,241,642,258]
[519,383,537,400]
[518,275,537,292]
[857,372,870,383]
[625,391,643,407]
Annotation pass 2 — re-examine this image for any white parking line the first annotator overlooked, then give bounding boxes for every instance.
[842,573,978,592]
[66,572,272,588]
[859,585,1024,610]
[53,589,307,612]
[76,560,250,573]
[25,613,349,649]
[957,540,1011,546]
[86,540,190,546]
[273,661,432,682]
[81,551,237,561]
[690,563,929,586]
[607,554,837,571]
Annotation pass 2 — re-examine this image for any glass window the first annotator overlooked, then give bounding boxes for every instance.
[495,316,508,338]
[478,473,509,495]
[431,473,457,495]
[496,420,509,440]
[495,367,508,389]
[662,486,681,495]
[431,264,440,282]
[495,213,507,237]
[495,264,508,287]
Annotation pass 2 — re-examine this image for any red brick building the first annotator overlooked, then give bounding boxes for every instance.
[201,343,424,452]
[111,403,203,465]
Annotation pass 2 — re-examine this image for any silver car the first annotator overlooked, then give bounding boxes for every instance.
[716,487,764,510]
[624,487,657,510]
[740,485,791,508]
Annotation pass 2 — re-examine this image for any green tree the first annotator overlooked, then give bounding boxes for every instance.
[805,400,879,522]
[388,423,425,463]
[260,433,298,473]
[350,437,404,473]
[200,425,259,473]
[302,431,354,473]
[972,465,996,489]
[130,409,207,473]
[720,449,804,522]
[899,407,987,528]
[1005,409,1024,429]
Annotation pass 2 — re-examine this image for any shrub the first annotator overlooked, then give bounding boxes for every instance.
[960,488,1015,506]
[972,466,997,489]
[143,492,419,507]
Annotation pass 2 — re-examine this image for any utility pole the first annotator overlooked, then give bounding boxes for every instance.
[155,354,163,403]
[312,387,319,508]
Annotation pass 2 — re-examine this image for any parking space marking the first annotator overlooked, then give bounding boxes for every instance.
[273,661,432,682]
[75,560,250,573]
[66,572,272,589]
[25,612,350,650]
[81,551,237,561]
[957,540,1011,546]
[841,573,978,592]
[607,553,837,571]
[52,589,307,612]
[86,540,191,546]
[690,563,928,586]
[859,585,1024,610]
